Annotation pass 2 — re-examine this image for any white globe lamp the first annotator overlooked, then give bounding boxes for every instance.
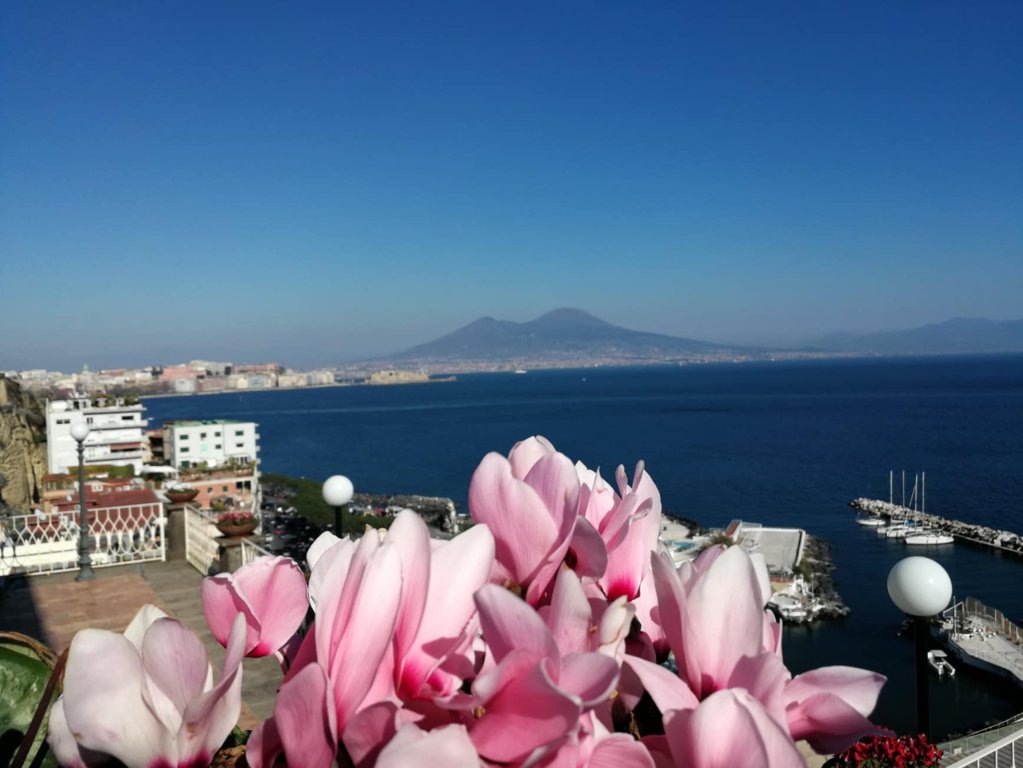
[70,421,90,443]
[887,556,953,617]
[323,475,354,537]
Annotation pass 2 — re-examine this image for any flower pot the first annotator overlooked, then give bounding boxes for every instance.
[215,521,258,538]
[166,489,199,503]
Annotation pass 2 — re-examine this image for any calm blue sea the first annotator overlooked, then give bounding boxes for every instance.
[145,355,1023,738]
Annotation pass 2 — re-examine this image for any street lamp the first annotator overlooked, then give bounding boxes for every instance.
[887,556,953,738]
[70,421,95,581]
[322,475,354,538]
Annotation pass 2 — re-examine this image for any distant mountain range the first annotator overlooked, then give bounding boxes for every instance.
[811,318,1023,355]
[381,310,1023,366]
[387,308,738,363]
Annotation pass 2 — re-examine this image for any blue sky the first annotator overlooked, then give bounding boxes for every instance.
[2,1,1020,369]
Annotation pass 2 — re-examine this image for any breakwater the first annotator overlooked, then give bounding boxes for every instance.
[850,498,1023,557]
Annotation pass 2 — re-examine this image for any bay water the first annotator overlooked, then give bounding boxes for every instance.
[144,355,1023,738]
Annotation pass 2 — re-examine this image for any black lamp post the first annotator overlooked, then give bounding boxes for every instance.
[887,556,953,737]
[70,421,95,581]
[322,475,354,537]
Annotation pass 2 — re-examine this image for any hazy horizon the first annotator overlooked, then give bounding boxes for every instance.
[2,2,1020,370]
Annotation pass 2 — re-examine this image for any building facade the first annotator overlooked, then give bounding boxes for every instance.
[45,398,148,475]
[164,419,259,470]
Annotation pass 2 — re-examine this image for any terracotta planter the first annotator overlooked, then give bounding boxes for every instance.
[216,521,258,538]
[166,489,199,503]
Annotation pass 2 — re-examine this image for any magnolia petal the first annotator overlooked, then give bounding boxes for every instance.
[377,723,480,768]
[475,583,559,665]
[343,700,401,766]
[469,453,560,586]
[524,452,581,537]
[663,690,804,768]
[785,666,886,718]
[649,551,686,666]
[568,517,609,580]
[61,629,169,768]
[306,530,343,572]
[46,698,88,768]
[122,604,169,650]
[588,734,656,768]
[557,652,620,708]
[387,510,432,661]
[232,555,309,656]
[620,656,698,714]
[726,652,790,729]
[202,573,261,653]
[141,617,211,735]
[307,534,356,614]
[245,717,282,768]
[276,662,336,768]
[470,660,579,763]
[785,667,887,753]
[509,435,557,480]
[545,568,592,657]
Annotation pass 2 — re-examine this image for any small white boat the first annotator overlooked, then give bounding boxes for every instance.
[928,649,956,676]
[906,531,954,545]
[514,369,528,374]
[857,517,886,527]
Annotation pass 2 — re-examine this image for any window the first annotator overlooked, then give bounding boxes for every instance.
[121,415,134,421]
[222,485,228,492]
[180,434,189,440]
[215,444,221,450]
[235,430,243,436]
[200,432,207,439]
[57,418,70,425]
[181,461,190,469]
[181,447,190,453]
[236,443,244,448]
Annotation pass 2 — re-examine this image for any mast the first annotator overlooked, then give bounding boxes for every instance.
[902,470,906,508]
[922,472,926,514]
[890,470,893,505]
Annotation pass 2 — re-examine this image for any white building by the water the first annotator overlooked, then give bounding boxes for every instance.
[46,397,148,474]
[164,419,259,470]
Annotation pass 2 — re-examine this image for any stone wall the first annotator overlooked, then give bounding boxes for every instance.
[0,377,48,511]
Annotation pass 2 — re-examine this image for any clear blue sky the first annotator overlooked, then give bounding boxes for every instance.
[2,1,1020,369]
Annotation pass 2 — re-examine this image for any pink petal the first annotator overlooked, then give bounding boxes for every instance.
[475,583,559,665]
[557,652,620,708]
[524,452,581,537]
[785,667,887,753]
[45,699,88,768]
[141,618,211,734]
[387,510,432,661]
[588,734,656,768]
[620,656,698,714]
[726,652,790,729]
[663,690,805,768]
[122,604,169,650]
[649,551,686,665]
[232,555,309,656]
[509,435,557,480]
[785,666,886,718]
[377,723,480,768]
[576,465,618,530]
[275,662,336,768]
[342,701,400,766]
[469,452,561,587]
[471,659,580,763]
[245,717,282,768]
[544,568,592,657]
[567,517,608,579]
[602,498,656,601]
[202,573,260,652]
[61,629,168,768]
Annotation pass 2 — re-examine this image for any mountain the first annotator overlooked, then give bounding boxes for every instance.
[387,308,735,363]
[812,318,1023,355]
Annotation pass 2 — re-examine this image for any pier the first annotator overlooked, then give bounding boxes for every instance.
[850,498,1023,557]
[940,597,1023,688]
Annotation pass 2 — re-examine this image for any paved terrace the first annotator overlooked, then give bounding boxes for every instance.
[0,561,281,728]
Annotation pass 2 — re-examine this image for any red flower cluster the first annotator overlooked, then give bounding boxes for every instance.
[217,510,257,525]
[827,733,943,767]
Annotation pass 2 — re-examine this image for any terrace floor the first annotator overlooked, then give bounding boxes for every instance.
[0,560,281,728]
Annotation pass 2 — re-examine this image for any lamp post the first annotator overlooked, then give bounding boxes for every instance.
[70,421,95,581]
[322,475,354,538]
[887,556,953,738]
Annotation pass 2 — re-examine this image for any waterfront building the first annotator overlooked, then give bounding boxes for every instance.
[164,419,261,512]
[45,397,148,475]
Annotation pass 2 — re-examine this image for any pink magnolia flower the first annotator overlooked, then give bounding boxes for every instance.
[469,445,580,604]
[468,584,620,764]
[375,723,480,767]
[202,554,308,657]
[48,605,246,768]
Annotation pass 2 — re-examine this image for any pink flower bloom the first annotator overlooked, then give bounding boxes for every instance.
[469,584,620,764]
[784,666,887,753]
[202,555,308,657]
[376,723,480,768]
[469,448,579,604]
[47,605,246,768]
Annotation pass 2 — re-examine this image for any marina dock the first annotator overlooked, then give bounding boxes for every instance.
[850,498,1023,557]
[940,597,1023,688]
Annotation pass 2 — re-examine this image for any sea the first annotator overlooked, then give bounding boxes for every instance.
[144,354,1023,739]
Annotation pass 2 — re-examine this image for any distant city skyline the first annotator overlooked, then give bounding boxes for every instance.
[2,1,1020,370]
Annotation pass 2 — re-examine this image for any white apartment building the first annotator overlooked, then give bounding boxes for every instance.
[46,398,149,474]
[164,420,259,470]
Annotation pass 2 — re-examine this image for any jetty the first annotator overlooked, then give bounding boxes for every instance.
[939,597,1023,688]
[849,497,1023,558]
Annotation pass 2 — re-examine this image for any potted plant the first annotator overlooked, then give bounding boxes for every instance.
[215,510,258,538]
[165,487,199,504]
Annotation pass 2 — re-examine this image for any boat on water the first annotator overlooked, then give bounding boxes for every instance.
[514,369,528,374]
[906,531,955,545]
[928,649,956,676]
[857,517,886,527]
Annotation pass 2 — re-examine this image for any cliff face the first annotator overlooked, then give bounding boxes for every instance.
[0,377,47,512]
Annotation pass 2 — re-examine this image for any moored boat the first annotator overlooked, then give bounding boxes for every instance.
[906,531,954,545]
[928,649,956,676]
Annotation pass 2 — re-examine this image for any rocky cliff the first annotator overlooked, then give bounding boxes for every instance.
[0,377,47,512]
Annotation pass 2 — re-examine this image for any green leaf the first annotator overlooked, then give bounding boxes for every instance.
[0,641,56,768]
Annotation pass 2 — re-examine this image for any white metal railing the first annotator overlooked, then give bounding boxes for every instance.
[240,538,273,566]
[940,716,1023,767]
[184,504,221,576]
[0,504,165,577]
